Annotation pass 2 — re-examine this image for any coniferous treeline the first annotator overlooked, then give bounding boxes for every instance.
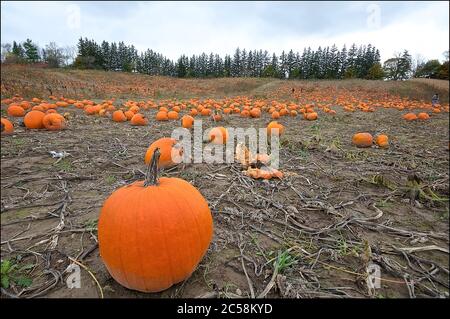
[4,37,447,80]
[73,38,383,80]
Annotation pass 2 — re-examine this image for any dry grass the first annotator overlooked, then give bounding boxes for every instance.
[1,65,449,103]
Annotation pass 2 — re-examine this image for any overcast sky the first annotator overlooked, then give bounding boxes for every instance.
[1,1,449,62]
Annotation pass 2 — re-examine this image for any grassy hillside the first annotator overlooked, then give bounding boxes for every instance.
[1,64,449,103]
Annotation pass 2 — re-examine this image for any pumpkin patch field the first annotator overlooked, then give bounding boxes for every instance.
[1,65,449,298]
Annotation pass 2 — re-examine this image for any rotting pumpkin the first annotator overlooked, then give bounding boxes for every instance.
[98,148,213,293]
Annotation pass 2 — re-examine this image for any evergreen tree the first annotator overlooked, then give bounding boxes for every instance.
[12,41,25,60]
[232,48,241,77]
[224,55,231,77]
[23,39,40,62]
[367,63,384,79]
[101,41,110,70]
[176,55,187,77]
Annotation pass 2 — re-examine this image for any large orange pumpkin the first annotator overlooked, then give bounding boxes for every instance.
[24,110,45,129]
[98,148,213,293]
[144,137,184,168]
[352,133,373,148]
[1,118,14,135]
[43,113,66,131]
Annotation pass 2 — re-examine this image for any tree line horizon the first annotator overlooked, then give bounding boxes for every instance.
[1,38,448,80]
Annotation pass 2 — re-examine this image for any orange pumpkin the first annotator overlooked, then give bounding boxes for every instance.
[42,113,66,131]
[352,133,373,148]
[144,137,184,168]
[32,105,45,112]
[250,108,261,118]
[112,110,127,122]
[417,112,430,120]
[403,113,417,121]
[84,105,97,115]
[181,115,194,129]
[129,106,140,114]
[201,108,211,116]
[271,111,280,119]
[56,101,68,107]
[168,111,179,120]
[305,112,318,121]
[20,101,31,110]
[1,118,14,135]
[156,111,168,121]
[267,121,285,137]
[208,127,228,144]
[432,108,441,113]
[98,148,213,293]
[240,110,250,117]
[7,105,26,117]
[130,113,148,126]
[124,110,134,120]
[375,134,389,148]
[24,110,45,129]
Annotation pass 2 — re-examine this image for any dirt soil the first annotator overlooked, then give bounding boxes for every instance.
[1,81,449,299]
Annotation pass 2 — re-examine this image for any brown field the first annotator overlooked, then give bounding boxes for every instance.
[1,65,449,298]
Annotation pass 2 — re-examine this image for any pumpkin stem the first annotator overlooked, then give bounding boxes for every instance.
[144,148,160,186]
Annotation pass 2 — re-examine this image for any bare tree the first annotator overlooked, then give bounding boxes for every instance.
[1,43,12,62]
[43,42,64,68]
[62,46,77,66]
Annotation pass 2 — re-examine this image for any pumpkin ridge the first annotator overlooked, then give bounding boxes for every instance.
[157,189,176,288]
[166,185,203,279]
[136,191,149,292]
[117,188,133,289]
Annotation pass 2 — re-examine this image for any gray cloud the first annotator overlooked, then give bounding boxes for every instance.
[1,1,448,62]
